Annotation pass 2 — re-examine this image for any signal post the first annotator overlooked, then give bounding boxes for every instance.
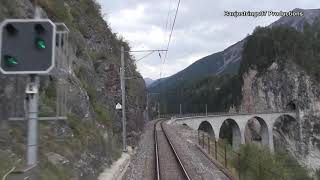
[0,16,70,179]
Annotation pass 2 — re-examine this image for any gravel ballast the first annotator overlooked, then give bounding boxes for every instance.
[163,122,230,180]
[122,120,230,180]
[122,120,157,180]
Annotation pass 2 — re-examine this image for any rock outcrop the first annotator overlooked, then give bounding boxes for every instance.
[239,61,320,172]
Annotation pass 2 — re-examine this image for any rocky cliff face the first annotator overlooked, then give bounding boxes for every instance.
[239,61,320,172]
[0,0,147,179]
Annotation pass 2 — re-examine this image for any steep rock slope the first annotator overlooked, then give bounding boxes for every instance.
[0,0,146,179]
[240,61,320,172]
[237,17,320,173]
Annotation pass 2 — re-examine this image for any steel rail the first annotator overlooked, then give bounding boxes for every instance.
[154,121,161,180]
[155,120,191,180]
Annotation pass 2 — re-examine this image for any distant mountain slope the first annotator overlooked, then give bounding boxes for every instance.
[270,8,320,31]
[148,8,320,92]
[148,40,244,92]
[144,78,154,87]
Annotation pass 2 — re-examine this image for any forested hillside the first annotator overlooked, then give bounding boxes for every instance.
[240,18,320,81]
[155,75,241,114]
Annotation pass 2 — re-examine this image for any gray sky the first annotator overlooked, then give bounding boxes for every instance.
[97,0,318,80]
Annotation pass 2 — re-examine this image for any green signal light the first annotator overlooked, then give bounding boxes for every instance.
[36,38,46,49]
[4,55,18,66]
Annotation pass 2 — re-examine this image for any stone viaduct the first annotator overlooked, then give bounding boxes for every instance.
[172,111,298,152]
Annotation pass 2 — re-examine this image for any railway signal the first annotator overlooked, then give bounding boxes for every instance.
[0,19,56,74]
[0,18,66,171]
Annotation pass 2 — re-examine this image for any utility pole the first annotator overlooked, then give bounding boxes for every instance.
[120,46,127,152]
[180,104,182,115]
[121,49,167,121]
[146,93,149,121]
[158,102,160,119]
[205,104,208,116]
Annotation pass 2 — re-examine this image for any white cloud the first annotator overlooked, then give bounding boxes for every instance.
[120,26,166,47]
[163,53,208,76]
[137,63,159,79]
[109,4,146,27]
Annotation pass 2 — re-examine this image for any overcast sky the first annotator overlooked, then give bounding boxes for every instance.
[97,0,318,80]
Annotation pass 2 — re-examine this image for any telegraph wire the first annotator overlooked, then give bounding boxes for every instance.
[127,49,167,53]
[160,0,181,79]
[163,0,181,64]
[158,0,182,115]
[163,0,173,49]
[135,51,155,63]
[123,49,167,70]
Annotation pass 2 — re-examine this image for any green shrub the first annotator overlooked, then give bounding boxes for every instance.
[233,144,312,180]
[0,150,19,178]
[89,50,107,61]
[0,0,16,18]
[38,0,73,26]
[315,169,320,180]
[65,114,105,150]
[93,103,112,127]
[37,159,72,180]
[39,82,57,117]
[84,83,97,102]
[74,65,86,81]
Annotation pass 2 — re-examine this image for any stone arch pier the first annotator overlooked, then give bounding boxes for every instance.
[173,112,297,152]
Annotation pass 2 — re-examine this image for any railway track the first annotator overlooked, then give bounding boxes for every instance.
[154,120,191,180]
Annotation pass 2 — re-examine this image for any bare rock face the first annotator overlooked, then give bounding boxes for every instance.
[244,119,262,143]
[46,152,70,165]
[239,61,320,172]
[240,61,320,113]
[240,69,258,112]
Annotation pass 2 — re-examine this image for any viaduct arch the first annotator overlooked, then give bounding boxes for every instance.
[173,112,297,152]
[198,121,215,138]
